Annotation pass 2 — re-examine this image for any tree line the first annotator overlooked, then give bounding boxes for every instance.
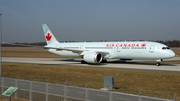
[156,40,180,47]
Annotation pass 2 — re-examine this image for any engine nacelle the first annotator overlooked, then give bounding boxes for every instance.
[83,52,102,63]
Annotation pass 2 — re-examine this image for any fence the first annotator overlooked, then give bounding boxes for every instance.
[0,76,175,101]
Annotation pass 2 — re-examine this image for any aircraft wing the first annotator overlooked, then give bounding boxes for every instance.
[43,47,109,56]
[3,43,109,56]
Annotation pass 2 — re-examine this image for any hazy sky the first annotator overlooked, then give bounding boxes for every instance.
[0,0,180,43]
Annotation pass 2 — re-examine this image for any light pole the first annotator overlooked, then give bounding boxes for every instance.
[0,13,2,76]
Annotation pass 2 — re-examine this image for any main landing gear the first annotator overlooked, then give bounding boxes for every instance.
[81,60,87,64]
[156,59,162,66]
[101,59,107,63]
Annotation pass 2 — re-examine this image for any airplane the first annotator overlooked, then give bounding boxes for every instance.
[42,24,175,66]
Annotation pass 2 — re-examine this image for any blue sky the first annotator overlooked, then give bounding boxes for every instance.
[0,0,180,42]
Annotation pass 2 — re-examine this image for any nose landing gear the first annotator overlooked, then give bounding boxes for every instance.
[156,62,160,66]
[156,59,162,66]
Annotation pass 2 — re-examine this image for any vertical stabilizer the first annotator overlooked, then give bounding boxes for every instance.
[42,24,59,45]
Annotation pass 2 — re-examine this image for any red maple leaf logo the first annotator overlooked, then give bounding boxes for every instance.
[46,33,52,41]
[141,43,146,47]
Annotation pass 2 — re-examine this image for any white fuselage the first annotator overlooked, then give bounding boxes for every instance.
[45,41,175,60]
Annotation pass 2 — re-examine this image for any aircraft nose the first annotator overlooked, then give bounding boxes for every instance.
[169,51,175,58]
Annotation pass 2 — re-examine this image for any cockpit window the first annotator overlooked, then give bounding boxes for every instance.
[162,47,170,50]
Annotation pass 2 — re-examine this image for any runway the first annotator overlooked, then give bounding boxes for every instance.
[2,57,180,74]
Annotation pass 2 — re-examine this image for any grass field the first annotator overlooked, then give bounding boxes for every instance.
[2,47,69,58]
[2,63,180,100]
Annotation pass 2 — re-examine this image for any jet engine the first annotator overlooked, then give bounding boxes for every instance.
[83,52,102,63]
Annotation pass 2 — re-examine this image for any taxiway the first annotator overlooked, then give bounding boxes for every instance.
[2,57,180,74]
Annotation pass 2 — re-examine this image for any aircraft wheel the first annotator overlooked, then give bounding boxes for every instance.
[101,59,107,63]
[156,62,160,66]
[81,60,86,64]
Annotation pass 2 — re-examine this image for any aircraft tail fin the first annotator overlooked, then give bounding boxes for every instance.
[42,24,59,45]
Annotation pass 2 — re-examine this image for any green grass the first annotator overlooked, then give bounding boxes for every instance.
[2,63,180,100]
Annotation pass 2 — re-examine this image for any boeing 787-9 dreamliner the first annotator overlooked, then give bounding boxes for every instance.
[42,24,175,66]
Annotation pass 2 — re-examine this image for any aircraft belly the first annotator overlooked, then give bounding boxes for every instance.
[142,51,161,60]
[117,50,147,59]
[132,52,144,59]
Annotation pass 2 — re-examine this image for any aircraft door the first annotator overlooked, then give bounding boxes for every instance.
[149,45,155,53]
[80,45,83,50]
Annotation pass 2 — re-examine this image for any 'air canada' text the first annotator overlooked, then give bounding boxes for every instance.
[106,43,146,47]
